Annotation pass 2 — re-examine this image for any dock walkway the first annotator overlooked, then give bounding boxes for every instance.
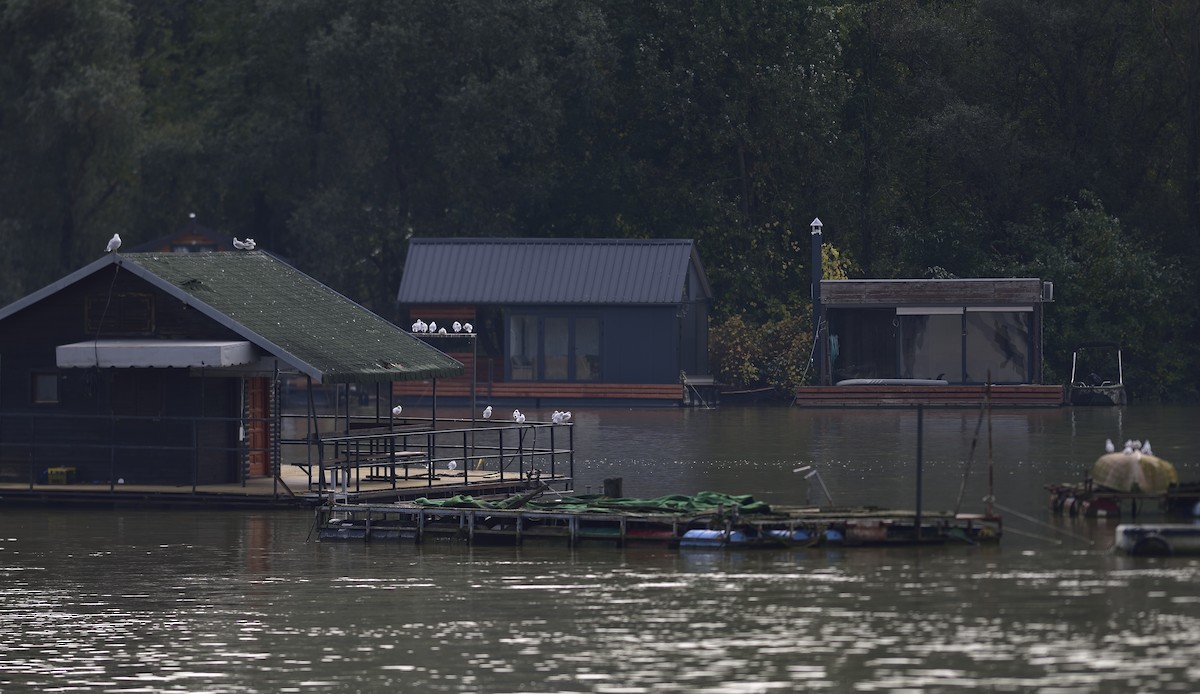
[316,498,1002,548]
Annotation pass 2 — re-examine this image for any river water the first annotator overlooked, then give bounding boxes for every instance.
[2,405,1198,692]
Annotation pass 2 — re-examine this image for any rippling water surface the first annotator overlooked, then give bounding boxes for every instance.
[3,405,1199,692]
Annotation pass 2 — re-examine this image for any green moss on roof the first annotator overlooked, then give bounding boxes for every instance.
[121,251,462,383]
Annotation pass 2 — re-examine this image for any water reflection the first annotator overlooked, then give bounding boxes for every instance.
[2,406,1200,692]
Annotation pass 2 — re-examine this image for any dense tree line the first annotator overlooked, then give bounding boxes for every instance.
[1,0,1197,399]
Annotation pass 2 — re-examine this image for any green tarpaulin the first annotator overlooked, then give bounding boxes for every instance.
[414,491,772,515]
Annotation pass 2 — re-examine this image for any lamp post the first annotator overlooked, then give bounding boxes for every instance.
[810,217,824,385]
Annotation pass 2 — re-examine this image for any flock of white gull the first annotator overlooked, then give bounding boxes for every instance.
[1105,438,1153,456]
[388,402,570,425]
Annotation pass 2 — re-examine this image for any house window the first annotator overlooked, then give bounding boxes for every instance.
[965,309,1030,383]
[543,317,570,380]
[575,318,601,381]
[898,308,964,382]
[507,314,603,381]
[509,316,539,381]
[32,372,60,404]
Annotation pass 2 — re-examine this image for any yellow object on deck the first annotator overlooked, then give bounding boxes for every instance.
[46,466,76,485]
[1092,453,1178,494]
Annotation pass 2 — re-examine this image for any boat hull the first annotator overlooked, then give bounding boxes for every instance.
[1114,524,1200,556]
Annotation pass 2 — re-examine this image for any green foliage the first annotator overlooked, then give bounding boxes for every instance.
[0,0,1198,397]
[0,0,142,297]
[1004,191,1194,400]
[710,309,814,393]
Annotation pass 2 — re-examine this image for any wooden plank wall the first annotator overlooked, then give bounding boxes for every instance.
[392,380,683,402]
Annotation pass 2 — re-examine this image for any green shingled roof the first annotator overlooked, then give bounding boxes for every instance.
[118,251,463,383]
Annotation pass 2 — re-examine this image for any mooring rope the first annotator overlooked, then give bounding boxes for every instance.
[993,501,1095,546]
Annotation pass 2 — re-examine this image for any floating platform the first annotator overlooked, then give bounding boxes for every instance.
[793,384,1064,408]
[313,491,1002,548]
[1114,524,1200,556]
[1046,481,1200,519]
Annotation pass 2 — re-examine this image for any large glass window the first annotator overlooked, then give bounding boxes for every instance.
[965,310,1029,383]
[543,317,569,380]
[507,314,602,381]
[575,318,601,381]
[509,316,539,381]
[899,309,963,382]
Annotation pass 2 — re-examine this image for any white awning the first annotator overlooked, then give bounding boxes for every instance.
[56,340,257,368]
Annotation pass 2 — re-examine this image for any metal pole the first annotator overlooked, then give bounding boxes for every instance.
[915,404,924,541]
[810,217,824,385]
[470,334,477,461]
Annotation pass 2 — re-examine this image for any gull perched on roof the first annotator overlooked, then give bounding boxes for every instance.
[453,321,462,333]
[106,234,122,253]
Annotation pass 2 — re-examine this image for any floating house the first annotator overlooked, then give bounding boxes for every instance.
[394,238,714,406]
[129,216,238,253]
[796,278,1062,407]
[0,250,471,503]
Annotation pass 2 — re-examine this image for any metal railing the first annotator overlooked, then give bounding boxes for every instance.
[309,417,575,500]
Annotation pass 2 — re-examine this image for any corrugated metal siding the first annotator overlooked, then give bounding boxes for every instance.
[398,238,707,305]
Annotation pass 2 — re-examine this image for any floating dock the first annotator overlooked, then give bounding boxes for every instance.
[313,490,1002,548]
[1046,481,1200,519]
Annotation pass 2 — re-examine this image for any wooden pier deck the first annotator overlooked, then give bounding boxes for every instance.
[0,464,571,508]
[315,500,1002,548]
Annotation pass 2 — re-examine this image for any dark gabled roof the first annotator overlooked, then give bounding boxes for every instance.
[0,252,463,384]
[397,238,712,305]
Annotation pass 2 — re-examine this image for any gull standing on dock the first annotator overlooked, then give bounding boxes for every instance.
[483,406,492,419]
[392,405,403,416]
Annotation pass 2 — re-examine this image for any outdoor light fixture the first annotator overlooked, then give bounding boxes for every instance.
[811,217,823,235]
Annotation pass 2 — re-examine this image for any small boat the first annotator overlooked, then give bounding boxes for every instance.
[1114,524,1200,556]
[1067,341,1127,405]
